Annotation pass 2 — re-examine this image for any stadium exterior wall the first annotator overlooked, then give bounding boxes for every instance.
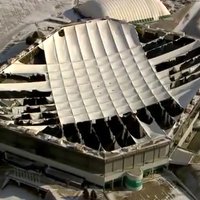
[0,126,170,186]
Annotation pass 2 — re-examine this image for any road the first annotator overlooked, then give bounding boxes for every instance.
[175,2,200,39]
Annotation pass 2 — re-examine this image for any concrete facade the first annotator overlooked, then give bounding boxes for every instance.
[0,125,170,186]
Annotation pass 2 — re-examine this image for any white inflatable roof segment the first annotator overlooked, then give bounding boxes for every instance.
[40,19,173,124]
[77,0,170,22]
[3,63,47,74]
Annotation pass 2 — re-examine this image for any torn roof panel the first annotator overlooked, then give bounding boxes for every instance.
[76,0,170,22]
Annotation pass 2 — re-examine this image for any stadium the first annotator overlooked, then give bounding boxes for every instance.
[0,0,199,190]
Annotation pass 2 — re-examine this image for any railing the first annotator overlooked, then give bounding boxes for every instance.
[7,167,42,188]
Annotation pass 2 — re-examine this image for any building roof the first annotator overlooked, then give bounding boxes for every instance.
[0,19,200,151]
[39,19,171,124]
[76,0,170,22]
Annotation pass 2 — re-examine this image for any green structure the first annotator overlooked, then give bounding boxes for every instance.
[124,169,143,191]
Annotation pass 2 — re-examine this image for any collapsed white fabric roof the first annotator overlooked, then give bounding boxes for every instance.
[2,19,200,126]
[39,19,174,124]
[76,0,170,22]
